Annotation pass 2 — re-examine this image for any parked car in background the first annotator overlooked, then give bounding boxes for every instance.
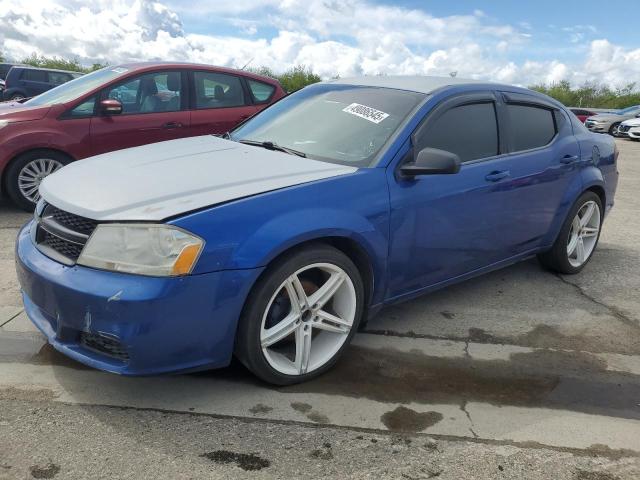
[2,66,83,101]
[619,117,640,140]
[569,108,598,123]
[0,63,24,81]
[16,76,618,385]
[585,105,640,136]
[0,62,286,210]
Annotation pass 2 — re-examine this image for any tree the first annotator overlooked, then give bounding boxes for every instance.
[531,80,640,109]
[248,65,321,93]
[20,54,107,73]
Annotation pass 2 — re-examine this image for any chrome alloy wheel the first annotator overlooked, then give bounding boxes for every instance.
[567,200,601,268]
[260,262,356,376]
[18,158,64,203]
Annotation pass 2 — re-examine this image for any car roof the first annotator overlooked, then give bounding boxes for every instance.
[13,65,82,74]
[328,75,498,94]
[114,61,281,85]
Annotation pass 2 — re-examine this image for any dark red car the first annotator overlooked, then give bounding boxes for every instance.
[569,108,597,123]
[0,62,286,210]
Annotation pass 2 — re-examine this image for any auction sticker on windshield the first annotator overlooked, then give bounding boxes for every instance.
[342,103,389,124]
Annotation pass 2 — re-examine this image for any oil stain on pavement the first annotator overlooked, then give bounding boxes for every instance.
[380,406,443,432]
[283,346,640,421]
[200,450,270,471]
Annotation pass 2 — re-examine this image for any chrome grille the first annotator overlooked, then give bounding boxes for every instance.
[34,202,97,264]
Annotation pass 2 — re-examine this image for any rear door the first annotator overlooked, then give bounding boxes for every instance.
[90,70,191,156]
[188,70,258,136]
[496,91,581,253]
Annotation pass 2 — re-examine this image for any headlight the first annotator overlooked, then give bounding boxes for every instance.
[77,224,204,276]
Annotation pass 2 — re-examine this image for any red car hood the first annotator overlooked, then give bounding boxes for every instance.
[0,103,51,122]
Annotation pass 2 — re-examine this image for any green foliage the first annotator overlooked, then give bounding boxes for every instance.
[20,54,107,73]
[530,80,640,109]
[248,65,321,93]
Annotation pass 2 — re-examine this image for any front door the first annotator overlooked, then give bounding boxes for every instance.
[90,70,190,156]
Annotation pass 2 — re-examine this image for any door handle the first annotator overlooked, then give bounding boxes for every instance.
[163,121,183,129]
[560,154,580,164]
[485,170,510,182]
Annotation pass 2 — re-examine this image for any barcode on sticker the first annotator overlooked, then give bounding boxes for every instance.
[342,103,389,124]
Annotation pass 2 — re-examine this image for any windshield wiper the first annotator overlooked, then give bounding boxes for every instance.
[238,139,307,158]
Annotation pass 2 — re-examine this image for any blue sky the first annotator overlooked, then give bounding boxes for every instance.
[1,0,638,87]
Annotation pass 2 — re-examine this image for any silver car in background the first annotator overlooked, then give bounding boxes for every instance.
[585,105,640,136]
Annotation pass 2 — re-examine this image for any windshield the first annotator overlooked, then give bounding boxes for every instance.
[24,67,129,106]
[231,84,425,166]
[618,105,640,114]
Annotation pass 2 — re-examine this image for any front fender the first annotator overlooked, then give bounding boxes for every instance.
[172,169,391,304]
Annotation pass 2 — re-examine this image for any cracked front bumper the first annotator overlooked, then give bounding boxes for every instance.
[15,222,262,375]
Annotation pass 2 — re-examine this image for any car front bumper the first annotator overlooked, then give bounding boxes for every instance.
[585,121,608,133]
[15,222,262,375]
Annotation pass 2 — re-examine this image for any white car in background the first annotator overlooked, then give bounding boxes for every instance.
[619,117,640,140]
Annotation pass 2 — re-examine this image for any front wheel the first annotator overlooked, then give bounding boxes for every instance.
[235,244,364,385]
[538,191,603,274]
[5,150,69,211]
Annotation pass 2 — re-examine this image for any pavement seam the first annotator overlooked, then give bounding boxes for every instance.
[459,400,478,439]
[554,273,640,330]
[8,397,638,459]
[0,309,24,328]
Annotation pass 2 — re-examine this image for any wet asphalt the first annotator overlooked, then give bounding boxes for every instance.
[0,139,639,479]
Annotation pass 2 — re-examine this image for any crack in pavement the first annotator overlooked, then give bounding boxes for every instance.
[0,309,24,328]
[554,273,640,330]
[459,400,478,439]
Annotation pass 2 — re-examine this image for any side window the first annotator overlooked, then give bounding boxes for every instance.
[67,96,96,118]
[22,70,47,82]
[48,72,72,86]
[417,102,499,162]
[247,79,275,103]
[103,71,183,114]
[194,72,246,109]
[506,104,556,151]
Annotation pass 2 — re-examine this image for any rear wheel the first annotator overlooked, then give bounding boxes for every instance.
[5,150,69,211]
[609,122,621,137]
[235,244,364,385]
[538,191,603,274]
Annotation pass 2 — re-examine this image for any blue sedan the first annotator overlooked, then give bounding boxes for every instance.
[16,76,618,384]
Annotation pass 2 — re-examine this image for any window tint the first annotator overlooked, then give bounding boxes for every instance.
[507,104,556,151]
[22,69,47,82]
[68,96,96,117]
[248,79,275,102]
[104,71,182,114]
[194,72,245,109]
[417,102,499,162]
[48,72,72,86]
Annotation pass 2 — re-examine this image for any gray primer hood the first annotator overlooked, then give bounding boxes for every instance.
[40,135,357,221]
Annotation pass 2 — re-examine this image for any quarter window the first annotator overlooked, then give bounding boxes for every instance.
[417,102,499,162]
[67,96,96,117]
[194,72,246,109]
[248,79,275,102]
[506,104,556,151]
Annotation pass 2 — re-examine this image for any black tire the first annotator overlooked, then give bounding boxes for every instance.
[5,150,71,212]
[609,122,621,137]
[537,191,603,274]
[235,244,365,385]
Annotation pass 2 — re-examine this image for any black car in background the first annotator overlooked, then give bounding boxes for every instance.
[2,66,82,101]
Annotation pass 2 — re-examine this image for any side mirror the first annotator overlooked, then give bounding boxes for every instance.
[99,99,123,115]
[635,113,640,118]
[400,148,461,177]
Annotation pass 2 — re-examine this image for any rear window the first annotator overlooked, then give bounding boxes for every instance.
[22,69,48,82]
[507,104,556,151]
[417,102,499,162]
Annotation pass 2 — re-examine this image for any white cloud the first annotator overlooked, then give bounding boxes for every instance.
[0,0,638,88]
